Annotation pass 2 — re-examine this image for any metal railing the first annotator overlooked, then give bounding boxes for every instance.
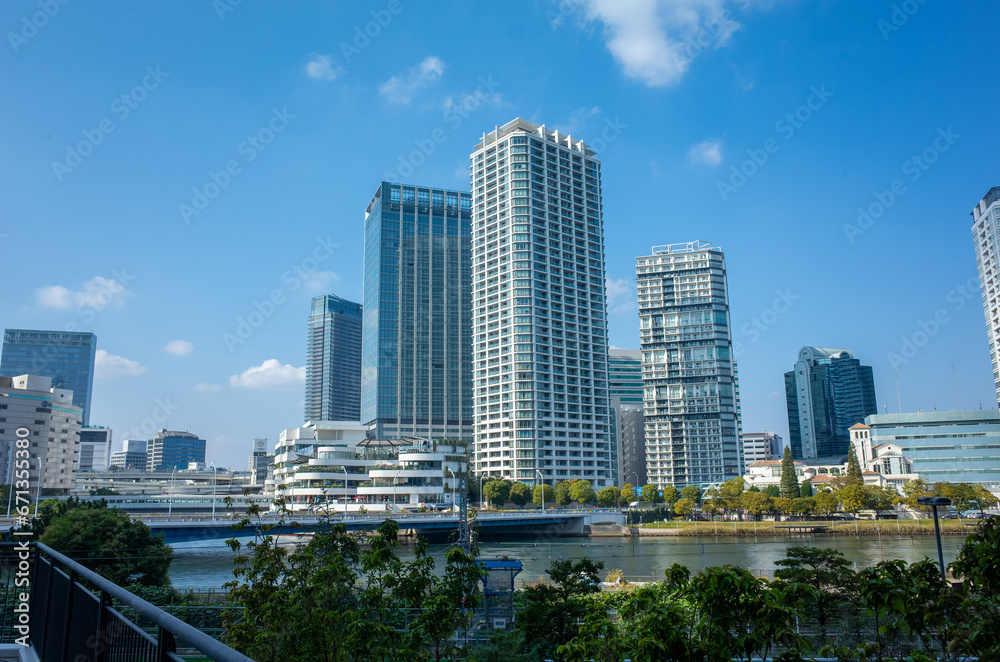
[0,543,253,662]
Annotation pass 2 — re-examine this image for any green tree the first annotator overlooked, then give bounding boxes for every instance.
[509,482,531,508]
[640,484,662,503]
[866,485,897,519]
[773,497,794,520]
[839,484,870,532]
[680,484,703,504]
[719,477,745,511]
[532,484,555,508]
[554,480,572,507]
[846,445,864,485]
[596,486,620,508]
[568,480,596,505]
[620,483,637,504]
[813,490,840,518]
[950,515,1000,659]
[800,480,813,498]
[900,478,933,514]
[673,498,695,519]
[740,490,772,520]
[969,485,999,515]
[518,558,604,659]
[762,484,782,499]
[39,505,173,587]
[780,447,800,499]
[774,546,857,641]
[483,480,511,509]
[791,497,815,518]
[661,484,679,504]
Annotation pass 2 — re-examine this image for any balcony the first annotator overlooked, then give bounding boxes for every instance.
[0,543,251,662]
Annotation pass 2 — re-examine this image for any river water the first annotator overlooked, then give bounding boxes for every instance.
[169,533,965,590]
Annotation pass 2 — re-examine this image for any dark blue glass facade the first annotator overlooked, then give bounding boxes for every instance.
[305,294,362,422]
[361,182,473,441]
[147,430,206,471]
[1,329,97,425]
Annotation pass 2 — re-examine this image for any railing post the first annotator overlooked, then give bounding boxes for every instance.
[60,569,76,662]
[94,590,112,662]
[156,626,176,662]
[40,550,55,658]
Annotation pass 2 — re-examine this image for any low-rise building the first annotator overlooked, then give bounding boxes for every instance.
[110,439,148,472]
[79,426,113,472]
[359,445,467,511]
[742,432,784,465]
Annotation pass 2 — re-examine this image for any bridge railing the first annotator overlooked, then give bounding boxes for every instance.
[0,543,253,662]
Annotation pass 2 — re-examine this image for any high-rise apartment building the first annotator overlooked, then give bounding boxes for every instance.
[784,346,877,460]
[146,429,206,472]
[361,182,473,442]
[972,186,1000,406]
[470,118,612,487]
[0,375,82,493]
[609,348,645,487]
[305,294,363,422]
[1,329,97,425]
[637,241,742,488]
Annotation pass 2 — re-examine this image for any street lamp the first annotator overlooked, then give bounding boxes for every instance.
[535,469,545,512]
[341,466,350,518]
[918,496,952,582]
[210,462,218,521]
[392,469,401,513]
[168,466,177,517]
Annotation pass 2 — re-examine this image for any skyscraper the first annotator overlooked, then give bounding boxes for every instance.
[470,118,612,487]
[637,241,741,487]
[609,348,645,487]
[784,346,877,459]
[305,294,363,422]
[1,329,96,425]
[972,186,1000,406]
[361,181,473,442]
[146,429,206,472]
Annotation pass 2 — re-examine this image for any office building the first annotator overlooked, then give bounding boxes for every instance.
[78,426,113,473]
[741,432,784,465]
[0,375,82,493]
[470,118,612,487]
[110,439,148,472]
[305,294,363,422]
[146,429,206,472]
[1,329,97,425]
[972,186,1000,406]
[637,241,741,487]
[361,182,473,442]
[248,437,273,486]
[857,411,1000,494]
[609,348,645,487]
[784,346,877,460]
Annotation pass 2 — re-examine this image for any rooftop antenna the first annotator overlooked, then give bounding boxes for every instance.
[952,365,961,410]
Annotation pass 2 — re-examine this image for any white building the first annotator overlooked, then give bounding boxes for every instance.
[110,439,148,472]
[470,118,612,487]
[0,375,82,493]
[637,242,742,488]
[359,445,467,511]
[972,186,1000,406]
[78,426,113,472]
[742,432,784,465]
[743,459,845,490]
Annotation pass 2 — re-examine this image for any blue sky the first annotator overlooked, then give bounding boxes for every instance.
[2,0,997,469]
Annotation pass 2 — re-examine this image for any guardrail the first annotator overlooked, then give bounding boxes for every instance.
[0,543,253,662]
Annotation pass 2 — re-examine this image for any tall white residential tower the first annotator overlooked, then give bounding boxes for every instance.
[470,118,611,487]
[972,186,1000,407]
[636,241,742,488]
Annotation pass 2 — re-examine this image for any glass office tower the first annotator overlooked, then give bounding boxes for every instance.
[1,329,97,425]
[470,118,612,488]
[305,294,363,422]
[361,182,473,442]
[637,241,741,488]
[609,348,644,487]
[784,346,877,459]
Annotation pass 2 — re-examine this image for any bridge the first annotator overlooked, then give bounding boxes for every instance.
[137,510,626,544]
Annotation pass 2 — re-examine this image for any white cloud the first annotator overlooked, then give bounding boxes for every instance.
[195,382,220,392]
[567,0,740,88]
[301,270,342,295]
[36,275,132,311]
[304,54,344,81]
[95,349,148,378]
[554,106,602,136]
[688,139,724,166]
[229,359,305,391]
[163,340,193,356]
[606,277,636,315]
[378,56,445,104]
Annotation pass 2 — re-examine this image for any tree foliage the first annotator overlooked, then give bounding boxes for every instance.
[846,445,864,485]
[800,480,813,498]
[532,484,554,507]
[518,558,604,660]
[509,482,531,508]
[554,480,572,507]
[483,480,510,509]
[595,486,620,508]
[660,484,679,505]
[680,484,703,504]
[640,484,662,503]
[568,480,595,505]
[780,447,800,499]
[620,483,637,503]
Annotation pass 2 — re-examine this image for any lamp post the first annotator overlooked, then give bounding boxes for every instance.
[168,466,177,517]
[33,464,42,517]
[210,463,218,521]
[341,466,350,518]
[535,469,545,512]
[918,496,952,582]
[392,469,400,513]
